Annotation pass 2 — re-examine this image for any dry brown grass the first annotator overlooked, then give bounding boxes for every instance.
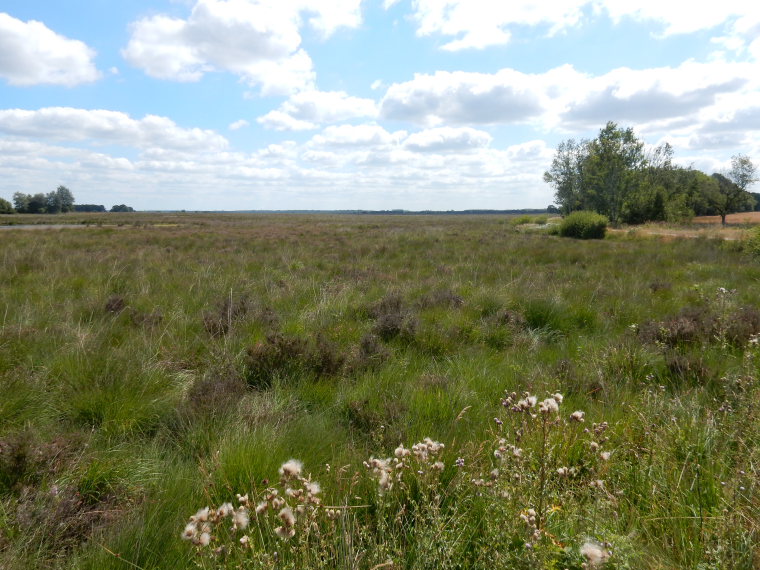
[694,211,760,224]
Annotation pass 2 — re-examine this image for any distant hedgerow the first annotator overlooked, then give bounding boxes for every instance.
[558,211,608,239]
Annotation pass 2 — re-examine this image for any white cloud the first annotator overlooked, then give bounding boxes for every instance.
[558,61,755,129]
[229,119,250,130]
[380,61,758,135]
[0,12,100,86]
[399,1,760,51]
[403,127,492,152]
[122,0,361,94]
[257,90,377,130]
[406,0,588,50]
[380,69,546,126]
[309,124,406,148]
[0,107,229,151]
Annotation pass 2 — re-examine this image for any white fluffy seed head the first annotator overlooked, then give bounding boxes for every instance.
[581,542,610,567]
[570,410,585,422]
[279,507,296,527]
[233,507,249,530]
[539,398,559,414]
[181,522,197,541]
[275,525,296,540]
[279,459,303,480]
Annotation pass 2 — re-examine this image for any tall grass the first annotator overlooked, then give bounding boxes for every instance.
[0,214,759,568]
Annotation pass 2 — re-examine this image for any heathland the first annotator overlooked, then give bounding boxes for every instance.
[1,213,759,569]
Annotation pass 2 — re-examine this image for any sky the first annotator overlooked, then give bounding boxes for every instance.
[0,1,759,211]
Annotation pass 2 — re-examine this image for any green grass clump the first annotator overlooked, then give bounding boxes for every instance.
[558,210,609,239]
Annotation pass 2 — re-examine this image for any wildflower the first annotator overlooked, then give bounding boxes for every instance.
[198,532,211,547]
[494,417,503,426]
[305,481,321,495]
[556,467,569,477]
[581,542,610,567]
[236,493,249,506]
[181,522,198,541]
[255,501,268,515]
[552,393,564,404]
[275,525,296,540]
[600,451,611,461]
[279,507,296,528]
[233,507,249,530]
[191,507,210,523]
[432,461,445,471]
[394,444,411,458]
[455,457,465,467]
[570,410,585,422]
[279,459,303,481]
[539,398,559,414]
[326,509,340,520]
[490,468,499,480]
[590,441,600,452]
[217,502,234,518]
[239,535,249,547]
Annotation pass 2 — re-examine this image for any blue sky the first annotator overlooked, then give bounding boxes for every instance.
[1,1,758,211]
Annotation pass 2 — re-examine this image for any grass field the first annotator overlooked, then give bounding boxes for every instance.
[1,213,759,569]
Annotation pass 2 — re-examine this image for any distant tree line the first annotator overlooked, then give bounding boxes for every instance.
[0,186,134,214]
[544,121,758,225]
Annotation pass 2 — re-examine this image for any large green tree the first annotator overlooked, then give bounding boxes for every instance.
[0,197,14,214]
[12,192,30,213]
[707,172,755,225]
[546,122,647,225]
[543,138,589,214]
[583,122,646,225]
[46,185,75,213]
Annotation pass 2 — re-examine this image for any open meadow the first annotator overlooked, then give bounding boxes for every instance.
[1,213,759,569]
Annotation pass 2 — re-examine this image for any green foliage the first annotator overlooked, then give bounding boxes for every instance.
[745,225,760,258]
[558,210,608,239]
[1,214,759,569]
[11,186,75,214]
[0,197,14,214]
[110,204,135,212]
[545,122,757,226]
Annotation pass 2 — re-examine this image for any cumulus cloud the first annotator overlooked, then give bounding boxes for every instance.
[380,69,546,126]
[0,107,229,151]
[0,12,100,86]
[229,119,250,130]
[122,0,361,94]
[309,124,406,148]
[398,1,760,50]
[559,62,754,129]
[403,127,492,152]
[257,90,377,130]
[379,61,757,135]
[407,0,588,50]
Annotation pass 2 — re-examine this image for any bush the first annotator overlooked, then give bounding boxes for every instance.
[558,211,608,239]
[744,225,760,258]
[0,197,14,214]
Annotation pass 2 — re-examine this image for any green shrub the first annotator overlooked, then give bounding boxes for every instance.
[558,210,608,239]
[745,225,760,258]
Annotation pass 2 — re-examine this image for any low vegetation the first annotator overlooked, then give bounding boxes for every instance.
[558,211,608,239]
[1,213,759,569]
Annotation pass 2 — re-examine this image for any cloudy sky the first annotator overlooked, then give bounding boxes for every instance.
[1,1,758,211]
